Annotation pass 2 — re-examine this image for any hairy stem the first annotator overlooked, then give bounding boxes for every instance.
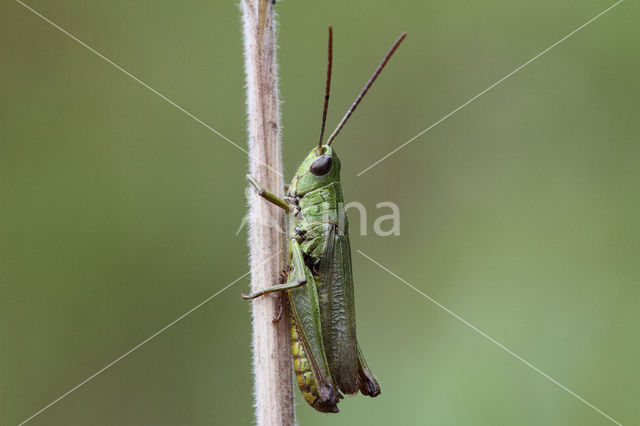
[241,0,295,425]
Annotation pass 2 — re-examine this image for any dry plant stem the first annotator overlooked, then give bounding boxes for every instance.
[241,1,296,425]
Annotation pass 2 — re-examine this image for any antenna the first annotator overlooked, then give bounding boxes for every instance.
[317,26,333,150]
[326,32,407,146]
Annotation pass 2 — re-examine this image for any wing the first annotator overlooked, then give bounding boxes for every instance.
[317,223,360,395]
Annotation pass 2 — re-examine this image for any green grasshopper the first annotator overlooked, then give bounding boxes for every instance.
[243,27,406,413]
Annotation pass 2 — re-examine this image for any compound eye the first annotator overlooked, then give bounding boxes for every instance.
[309,155,332,176]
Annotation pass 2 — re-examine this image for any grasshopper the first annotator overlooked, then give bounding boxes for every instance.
[243,27,406,413]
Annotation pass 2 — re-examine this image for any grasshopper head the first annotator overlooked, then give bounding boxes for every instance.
[290,145,341,196]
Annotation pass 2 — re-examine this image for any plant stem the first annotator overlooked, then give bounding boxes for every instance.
[241,1,295,425]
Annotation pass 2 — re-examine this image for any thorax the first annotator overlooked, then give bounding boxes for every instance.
[288,182,348,258]
[290,182,344,224]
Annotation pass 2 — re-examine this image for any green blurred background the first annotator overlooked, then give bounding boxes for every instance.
[2,1,638,425]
